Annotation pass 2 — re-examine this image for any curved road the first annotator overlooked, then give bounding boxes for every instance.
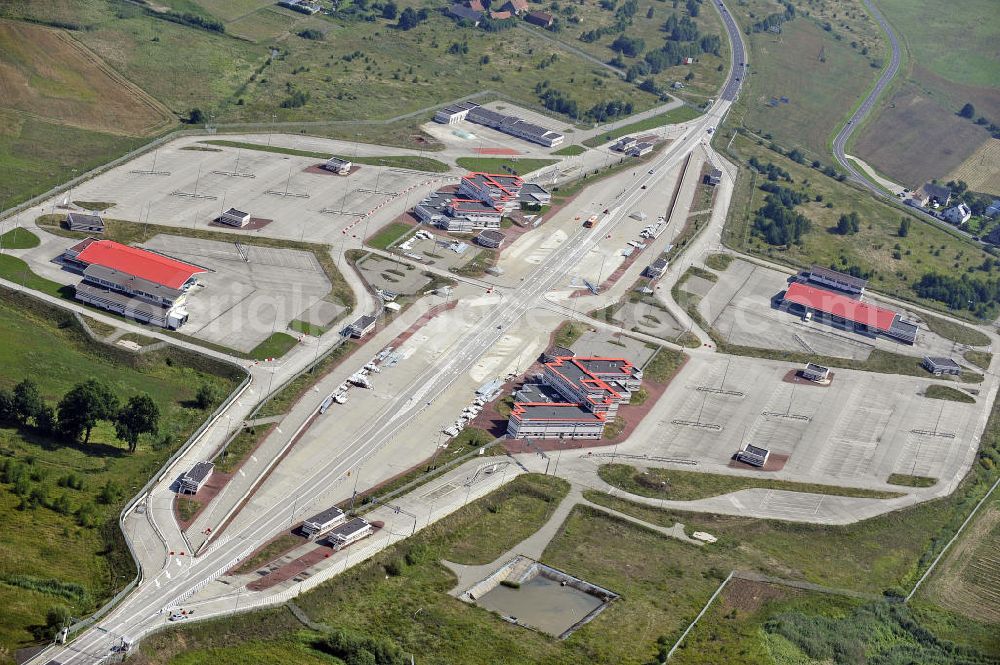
[831,0,901,193]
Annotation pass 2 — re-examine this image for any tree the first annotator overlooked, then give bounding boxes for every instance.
[959,102,975,119]
[836,211,861,235]
[57,380,119,444]
[194,383,219,409]
[12,378,44,426]
[396,7,426,30]
[115,394,160,453]
[186,108,205,124]
[0,388,15,423]
[381,0,397,20]
[898,218,911,237]
[35,406,56,436]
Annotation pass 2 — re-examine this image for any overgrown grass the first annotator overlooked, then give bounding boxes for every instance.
[451,249,496,277]
[248,332,298,361]
[964,350,993,370]
[366,222,413,251]
[921,313,991,347]
[288,319,326,337]
[552,145,586,156]
[887,474,937,488]
[203,140,450,173]
[454,157,557,176]
[0,228,40,249]
[703,253,733,272]
[0,288,239,652]
[924,384,976,404]
[582,105,702,148]
[176,497,201,522]
[598,464,903,501]
[72,201,115,211]
[642,345,686,383]
[552,320,586,349]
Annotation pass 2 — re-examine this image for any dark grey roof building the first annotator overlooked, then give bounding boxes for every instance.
[67,212,105,233]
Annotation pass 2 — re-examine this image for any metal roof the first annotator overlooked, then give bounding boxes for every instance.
[783,282,897,332]
[808,265,868,289]
[76,240,206,290]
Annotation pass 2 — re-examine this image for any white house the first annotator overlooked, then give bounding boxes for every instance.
[324,157,352,175]
[943,202,972,225]
[219,208,251,227]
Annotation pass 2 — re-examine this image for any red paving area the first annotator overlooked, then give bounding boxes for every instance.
[208,217,272,231]
[245,525,383,591]
[475,147,521,155]
[304,163,362,176]
[173,470,233,531]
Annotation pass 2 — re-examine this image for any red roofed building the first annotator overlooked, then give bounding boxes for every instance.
[63,239,207,329]
[74,240,206,290]
[781,281,917,344]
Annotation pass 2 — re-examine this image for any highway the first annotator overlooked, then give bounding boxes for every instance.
[33,3,746,662]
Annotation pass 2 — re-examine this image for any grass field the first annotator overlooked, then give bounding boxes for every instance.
[582,105,701,147]
[366,221,413,251]
[0,228,39,249]
[203,140,450,172]
[248,332,298,361]
[925,384,976,404]
[0,288,240,655]
[287,319,326,337]
[0,254,68,298]
[454,157,557,175]
[965,350,993,370]
[598,464,903,501]
[948,139,1000,197]
[920,313,991,346]
[720,133,995,318]
[918,490,1000,625]
[552,144,587,156]
[852,0,1000,189]
[727,6,883,160]
[887,474,937,488]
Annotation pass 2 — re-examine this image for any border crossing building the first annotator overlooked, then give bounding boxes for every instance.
[781,281,917,345]
[507,356,642,439]
[63,238,206,329]
[413,173,549,233]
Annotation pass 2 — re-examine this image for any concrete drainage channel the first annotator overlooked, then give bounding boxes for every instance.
[459,555,618,640]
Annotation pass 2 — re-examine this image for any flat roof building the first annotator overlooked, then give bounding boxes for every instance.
[736,443,769,467]
[344,313,378,338]
[326,517,374,550]
[801,363,830,382]
[73,239,206,290]
[922,356,961,376]
[301,505,347,539]
[782,282,917,344]
[67,212,105,234]
[628,142,654,157]
[507,402,606,439]
[806,265,867,296]
[644,257,668,279]
[434,100,481,125]
[218,208,251,228]
[613,136,638,152]
[179,461,214,495]
[324,157,353,175]
[475,229,506,248]
[704,168,722,186]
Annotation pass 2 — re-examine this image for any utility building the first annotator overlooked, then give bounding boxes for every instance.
[301,506,347,539]
[922,357,962,376]
[326,517,374,550]
[218,208,251,228]
[179,462,214,495]
[66,212,105,234]
[323,157,353,175]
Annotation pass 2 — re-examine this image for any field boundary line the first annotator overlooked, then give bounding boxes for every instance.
[906,474,1000,601]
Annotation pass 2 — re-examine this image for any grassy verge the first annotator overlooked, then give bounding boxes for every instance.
[256,341,358,420]
[582,105,702,148]
[81,315,118,339]
[72,201,114,211]
[598,464,903,501]
[552,320,586,348]
[0,287,239,653]
[454,157,557,175]
[450,249,496,278]
[288,320,326,337]
[366,222,413,251]
[0,228,40,249]
[702,253,733,272]
[642,345,687,383]
[230,534,305,575]
[0,254,68,298]
[924,384,976,404]
[887,474,937,488]
[550,143,664,202]
[964,350,993,370]
[921,313,991,347]
[248,332,298,361]
[203,140,450,173]
[551,145,586,156]
[176,497,201,522]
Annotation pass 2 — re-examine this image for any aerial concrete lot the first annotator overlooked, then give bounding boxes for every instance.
[700,257,963,359]
[353,253,432,295]
[610,353,984,490]
[45,136,454,245]
[141,235,334,351]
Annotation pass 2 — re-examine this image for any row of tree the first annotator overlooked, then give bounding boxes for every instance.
[0,379,159,452]
[752,184,811,246]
